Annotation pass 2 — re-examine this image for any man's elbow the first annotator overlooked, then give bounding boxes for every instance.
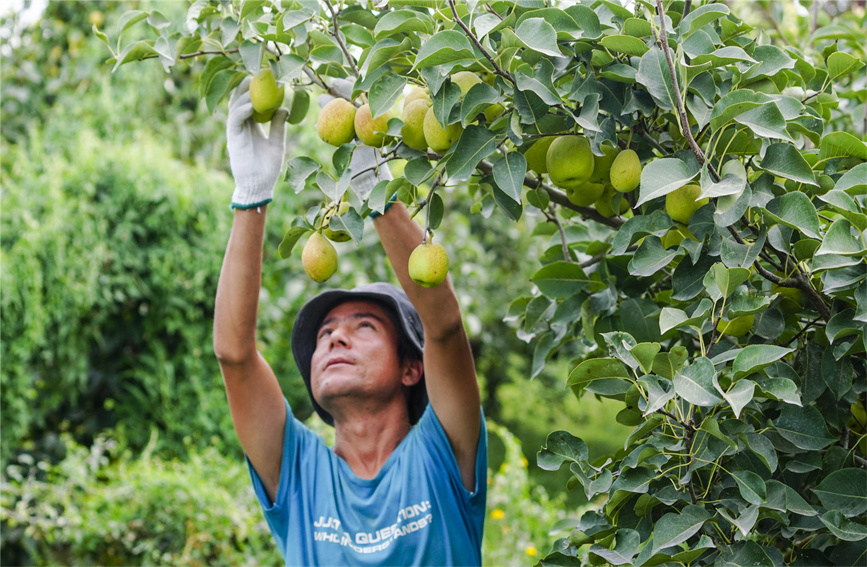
[213,339,257,366]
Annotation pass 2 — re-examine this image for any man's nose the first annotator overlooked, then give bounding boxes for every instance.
[328,323,350,347]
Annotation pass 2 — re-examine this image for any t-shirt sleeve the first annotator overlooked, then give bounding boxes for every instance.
[416,404,488,515]
[246,397,299,529]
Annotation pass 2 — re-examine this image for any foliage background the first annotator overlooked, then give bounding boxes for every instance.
[2,0,866,565]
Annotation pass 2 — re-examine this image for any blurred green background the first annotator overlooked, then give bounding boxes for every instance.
[0,2,634,565]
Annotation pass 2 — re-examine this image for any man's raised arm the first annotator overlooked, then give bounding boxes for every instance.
[373,203,481,492]
[213,78,288,504]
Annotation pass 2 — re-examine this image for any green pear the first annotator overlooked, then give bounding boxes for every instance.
[400,99,431,151]
[451,71,482,96]
[354,103,393,148]
[610,149,642,192]
[317,98,356,146]
[665,184,708,224]
[594,185,629,217]
[408,242,450,288]
[323,202,352,242]
[423,106,462,152]
[524,137,556,174]
[250,68,285,123]
[302,232,338,283]
[716,314,754,337]
[589,144,620,184]
[547,135,595,190]
[566,181,605,207]
[404,86,431,108]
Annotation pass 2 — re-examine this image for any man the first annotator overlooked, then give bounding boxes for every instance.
[213,77,487,565]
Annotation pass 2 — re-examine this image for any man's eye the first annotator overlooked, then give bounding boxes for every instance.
[318,329,332,339]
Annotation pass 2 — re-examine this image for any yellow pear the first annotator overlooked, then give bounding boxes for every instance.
[302,232,338,283]
[665,184,708,224]
[323,202,352,242]
[451,71,482,96]
[408,242,450,288]
[589,144,620,184]
[317,98,356,146]
[547,135,595,190]
[610,149,642,192]
[423,106,462,152]
[524,137,556,174]
[400,99,431,151]
[404,86,431,108]
[594,185,630,217]
[250,68,285,123]
[354,104,393,147]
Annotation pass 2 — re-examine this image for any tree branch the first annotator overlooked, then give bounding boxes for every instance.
[323,0,359,77]
[447,0,513,84]
[653,0,719,181]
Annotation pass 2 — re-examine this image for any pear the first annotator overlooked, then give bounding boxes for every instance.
[408,242,449,288]
[451,71,482,96]
[354,104,393,148]
[323,202,352,243]
[547,135,595,190]
[565,181,605,207]
[424,106,462,152]
[610,149,642,192]
[665,184,708,224]
[400,99,431,151]
[524,137,556,174]
[716,314,754,337]
[317,98,356,146]
[404,86,431,108]
[250,68,285,123]
[302,232,338,283]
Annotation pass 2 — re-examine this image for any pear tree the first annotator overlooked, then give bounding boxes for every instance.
[103,0,867,563]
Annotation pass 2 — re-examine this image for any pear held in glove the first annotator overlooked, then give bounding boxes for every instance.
[302,232,338,283]
[250,68,285,123]
[409,240,449,288]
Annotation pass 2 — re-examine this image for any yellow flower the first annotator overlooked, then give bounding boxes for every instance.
[491,508,505,520]
[525,545,538,556]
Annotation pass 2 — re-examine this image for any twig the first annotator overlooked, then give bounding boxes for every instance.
[579,252,607,269]
[179,48,239,60]
[447,0,513,84]
[652,0,719,181]
[636,123,669,155]
[323,0,359,77]
[546,205,574,262]
[783,317,821,347]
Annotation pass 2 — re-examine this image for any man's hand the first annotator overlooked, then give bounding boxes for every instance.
[227,76,289,209]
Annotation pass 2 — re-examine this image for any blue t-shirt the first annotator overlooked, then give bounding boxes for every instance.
[247,399,488,566]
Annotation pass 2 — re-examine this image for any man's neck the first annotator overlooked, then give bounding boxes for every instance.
[331,406,412,480]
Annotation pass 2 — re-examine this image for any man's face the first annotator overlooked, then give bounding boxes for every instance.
[310,300,415,414]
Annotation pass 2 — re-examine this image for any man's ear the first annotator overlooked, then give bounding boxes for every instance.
[401,359,423,387]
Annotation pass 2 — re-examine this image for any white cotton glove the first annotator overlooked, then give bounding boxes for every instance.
[226,76,289,209]
[318,79,392,201]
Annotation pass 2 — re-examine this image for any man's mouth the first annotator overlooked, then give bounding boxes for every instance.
[325,357,354,369]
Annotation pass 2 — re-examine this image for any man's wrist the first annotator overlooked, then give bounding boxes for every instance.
[369,194,399,220]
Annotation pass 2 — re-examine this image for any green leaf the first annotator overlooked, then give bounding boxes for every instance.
[117,10,149,35]
[827,51,865,81]
[369,73,405,119]
[674,357,721,407]
[819,131,867,161]
[412,30,475,69]
[531,261,589,299]
[445,125,498,182]
[630,343,661,375]
[672,255,716,301]
[710,90,769,131]
[240,0,267,20]
[589,529,640,565]
[636,47,676,111]
[732,470,767,505]
[716,541,774,567]
[277,226,311,258]
[816,220,866,257]
[628,237,679,277]
[678,3,730,38]
[287,89,310,125]
[611,467,655,494]
[205,69,235,114]
[651,505,711,553]
[328,208,363,244]
[761,143,818,186]
[515,59,561,105]
[819,510,867,541]
[763,192,822,240]
[112,40,159,73]
[239,40,263,74]
[636,158,698,206]
[732,345,794,379]
[373,9,434,40]
[461,83,499,125]
[743,45,796,80]
[515,18,562,57]
[836,163,867,195]
[813,468,867,517]
[567,358,631,386]
[741,432,777,473]
[703,263,750,301]
[640,375,674,415]
[819,190,867,231]
[692,45,757,67]
[491,152,526,204]
[719,378,755,418]
[537,430,589,471]
[610,210,673,255]
[773,405,835,451]
[599,35,648,56]
[285,157,321,193]
[275,54,306,82]
[734,104,793,142]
